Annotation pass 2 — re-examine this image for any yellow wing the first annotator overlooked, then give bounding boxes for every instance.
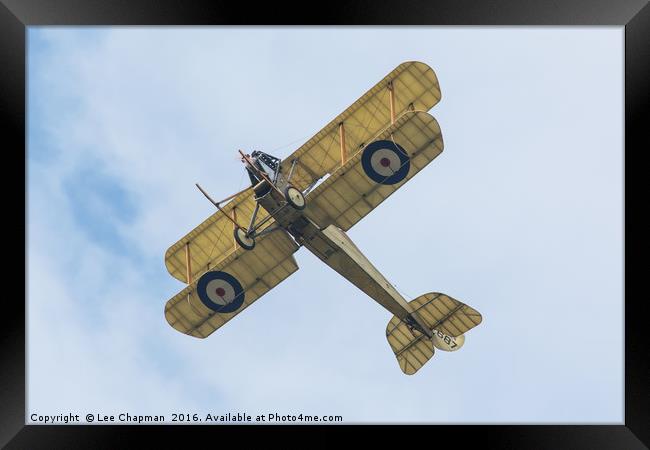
[303,111,443,231]
[165,229,299,338]
[164,189,273,284]
[279,61,441,191]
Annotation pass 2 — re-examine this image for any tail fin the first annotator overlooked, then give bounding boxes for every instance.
[385,292,482,375]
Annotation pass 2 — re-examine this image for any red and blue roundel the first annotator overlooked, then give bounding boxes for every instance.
[196,271,245,313]
[361,140,410,185]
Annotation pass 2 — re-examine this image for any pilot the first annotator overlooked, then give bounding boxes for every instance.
[242,152,265,186]
[243,151,281,185]
[243,151,275,198]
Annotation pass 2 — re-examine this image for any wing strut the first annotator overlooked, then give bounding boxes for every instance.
[195,183,247,232]
[184,242,192,283]
[388,80,396,124]
[339,122,347,166]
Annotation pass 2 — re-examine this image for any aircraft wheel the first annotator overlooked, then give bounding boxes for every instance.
[233,227,255,250]
[284,185,306,210]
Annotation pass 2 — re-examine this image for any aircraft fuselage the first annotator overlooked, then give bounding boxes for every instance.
[255,182,433,338]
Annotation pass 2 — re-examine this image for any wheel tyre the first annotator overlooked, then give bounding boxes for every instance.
[233,227,255,250]
[284,185,306,210]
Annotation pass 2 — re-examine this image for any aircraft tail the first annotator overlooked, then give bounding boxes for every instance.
[385,292,482,375]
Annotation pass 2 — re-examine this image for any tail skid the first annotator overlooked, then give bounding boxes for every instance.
[386,293,482,375]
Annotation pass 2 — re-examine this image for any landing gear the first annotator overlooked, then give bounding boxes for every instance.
[284,185,306,210]
[233,226,255,250]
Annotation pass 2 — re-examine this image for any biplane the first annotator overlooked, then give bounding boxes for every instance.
[164,61,482,375]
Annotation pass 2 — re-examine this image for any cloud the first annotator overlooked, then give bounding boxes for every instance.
[28,27,623,423]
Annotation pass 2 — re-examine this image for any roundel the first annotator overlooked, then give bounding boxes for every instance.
[196,271,245,314]
[361,140,410,185]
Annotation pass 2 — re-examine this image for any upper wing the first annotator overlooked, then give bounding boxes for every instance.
[164,228,299,338]
[279,61,441,191]
[303,111,443,231]
[166,61,440,282]
[164,188,273,283]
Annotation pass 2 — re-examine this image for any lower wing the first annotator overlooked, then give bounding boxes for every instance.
[164,229,299,338]
[303,110,444,231]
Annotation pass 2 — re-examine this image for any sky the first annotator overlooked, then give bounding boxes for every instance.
[27,27,623,424]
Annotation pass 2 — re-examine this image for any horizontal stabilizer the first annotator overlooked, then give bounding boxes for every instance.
[408,293,482,338]
[386,316,435,375]
[386,293,482,374]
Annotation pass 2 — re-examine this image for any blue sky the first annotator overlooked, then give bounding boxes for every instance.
[27,27,623,423]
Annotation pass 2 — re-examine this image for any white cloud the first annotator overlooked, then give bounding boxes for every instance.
[28,27,623,423]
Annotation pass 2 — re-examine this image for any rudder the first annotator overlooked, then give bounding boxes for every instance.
[386,292,482,375]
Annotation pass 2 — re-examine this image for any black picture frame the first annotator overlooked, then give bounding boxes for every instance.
[4,0,646,447]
